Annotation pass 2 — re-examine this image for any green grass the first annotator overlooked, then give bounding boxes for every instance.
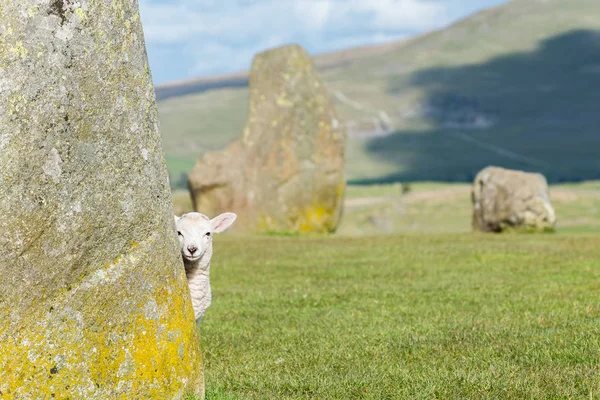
[165,154,196,187]
[203,389,240,400]
[339,181,600,236]
[174,181,600,235]
[193,234,600,399]
[175,181,600,398]
[159,88,248,177]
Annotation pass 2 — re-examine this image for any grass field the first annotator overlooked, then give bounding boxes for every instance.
[159,2,600,396]
[172,181,600,399]
[195,233,600,399]
[340,181,600,236]
[174,181,600,235]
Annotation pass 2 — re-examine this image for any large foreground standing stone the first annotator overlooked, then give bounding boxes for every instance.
[0,1,203,398]
[188,45,346,233]
[472,166,556,232]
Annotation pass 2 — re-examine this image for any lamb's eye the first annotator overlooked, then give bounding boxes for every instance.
[177,231,183,237]
[205,232,211,237]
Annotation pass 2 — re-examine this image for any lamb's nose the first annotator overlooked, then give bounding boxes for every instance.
[188,245,198,255]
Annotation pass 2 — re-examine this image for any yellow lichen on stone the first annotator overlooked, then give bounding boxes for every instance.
[0,0,204,397]
[188,44,345,234]
[27,5,39,18]
[8,92,26,116]
[276,96,293,107]
[74,8,87,21]
[256,214,278,232]
[0,243,203,398]
[8,40,28,58]
[298,206,331,233]
[336,180,345,200]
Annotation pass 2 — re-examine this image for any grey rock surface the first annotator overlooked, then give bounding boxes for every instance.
[472,166,556,232]
[188,44,346,233]
[0,1,203,398]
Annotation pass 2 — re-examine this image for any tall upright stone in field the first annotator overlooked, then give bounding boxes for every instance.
[472,166,556,232]
[188,44,346,233]
[0,1,203,398]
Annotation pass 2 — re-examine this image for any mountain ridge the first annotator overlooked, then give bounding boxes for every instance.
[157,0,600,186]
[154,40,407,101]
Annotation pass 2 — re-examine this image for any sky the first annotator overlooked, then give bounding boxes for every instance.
[139,0,510,85]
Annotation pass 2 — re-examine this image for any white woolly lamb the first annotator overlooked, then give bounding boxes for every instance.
[174,212,237,323]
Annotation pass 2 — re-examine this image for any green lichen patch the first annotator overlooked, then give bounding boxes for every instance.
[0,0,203,398]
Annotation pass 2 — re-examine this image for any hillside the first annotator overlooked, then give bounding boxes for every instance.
[154,41,404,101]
[157,0,600,186]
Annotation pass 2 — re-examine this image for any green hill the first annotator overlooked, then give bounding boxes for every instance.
[157,0,600,187]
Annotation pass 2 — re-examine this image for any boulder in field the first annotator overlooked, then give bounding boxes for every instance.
[0,1,203,398]
[188,44,346,233]
[472,166,556,232]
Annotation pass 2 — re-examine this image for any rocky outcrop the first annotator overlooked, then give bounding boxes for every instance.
[472,166,556,232]
[188,44,346,233]
[0,1,203,398]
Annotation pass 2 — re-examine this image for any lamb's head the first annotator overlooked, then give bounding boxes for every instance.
[174,212,237,265]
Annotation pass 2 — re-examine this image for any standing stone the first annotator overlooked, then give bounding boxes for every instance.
[0,1,203,398]
[472,166,556,232]
[188,44,346,233]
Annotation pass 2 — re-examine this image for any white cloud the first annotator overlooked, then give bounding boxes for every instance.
[320,0,446,31]
[140,0,447,44]
[138,0,505,83]
[296,1,332,31]
[186,35,286,76]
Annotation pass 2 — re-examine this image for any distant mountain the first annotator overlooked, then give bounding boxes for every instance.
[154,41,403,101]
[156,73,248,102]
[158,0,600,186]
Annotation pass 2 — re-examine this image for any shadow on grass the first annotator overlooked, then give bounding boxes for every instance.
[360,29,600,185]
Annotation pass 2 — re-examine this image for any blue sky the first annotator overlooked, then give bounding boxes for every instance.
[139,0,510,84]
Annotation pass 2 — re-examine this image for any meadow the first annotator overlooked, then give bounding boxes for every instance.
[175,181,600,236]
[162,3,600,397]
[178,182,600,399]
[198,234,600,399]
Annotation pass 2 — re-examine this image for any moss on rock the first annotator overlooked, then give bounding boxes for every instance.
[0,1,203,398]
[188,45,346,234]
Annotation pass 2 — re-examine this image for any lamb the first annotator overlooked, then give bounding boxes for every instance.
[174,212,237,323]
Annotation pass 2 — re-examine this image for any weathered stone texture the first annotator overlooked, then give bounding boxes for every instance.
[472,166,556,232]
[188,44,346,233]
[0,1,203,398]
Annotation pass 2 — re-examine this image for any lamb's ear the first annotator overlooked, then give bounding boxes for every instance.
[174,215,180,224]
[211,212,237,233]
